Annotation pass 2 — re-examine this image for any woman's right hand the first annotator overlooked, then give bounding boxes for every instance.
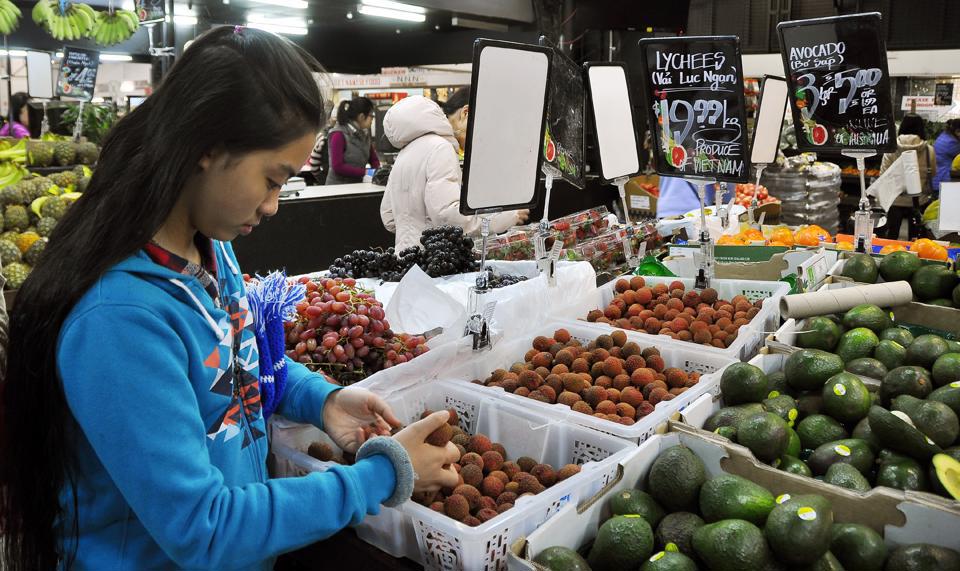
[393,411,461,493]
[515,209,531,225]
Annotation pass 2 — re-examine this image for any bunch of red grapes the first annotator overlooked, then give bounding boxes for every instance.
[284,277,428,384]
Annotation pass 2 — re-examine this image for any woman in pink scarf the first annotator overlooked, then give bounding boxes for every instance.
[0,92,31,139]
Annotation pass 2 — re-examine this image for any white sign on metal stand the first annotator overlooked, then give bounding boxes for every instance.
[749,75,789,227]
[459,39,552,351]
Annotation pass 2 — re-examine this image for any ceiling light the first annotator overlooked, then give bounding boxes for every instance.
[101,53,134,61]
[361,0,425,14]
[357,5,425,22]
[346,11,353,19]
[245,14,309,35]
[0,50,28,57]
[248,0,308,10]
[171,14,197,25]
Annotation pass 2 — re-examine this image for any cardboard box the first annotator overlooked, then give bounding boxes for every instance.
[510,422,960,571]
[625,175,659,218]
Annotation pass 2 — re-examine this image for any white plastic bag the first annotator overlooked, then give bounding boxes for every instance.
[385,265,467,349]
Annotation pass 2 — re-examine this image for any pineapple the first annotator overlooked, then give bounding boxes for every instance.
[77,177,90,193]
[50,171,78,188]
[2,261,30,290]
[0,239,21,265]
[14,231,40,254]
[40,196,67,220]
[4,204,29,230]
[23,237,46,266]
[1,184,24,206]
[26,140,54,167]
[37,216,57,237]
[76,141,99,165]
[0,230,17,242]
[53,141,77,166]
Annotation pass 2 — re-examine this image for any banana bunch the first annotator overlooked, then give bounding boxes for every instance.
[91,9,138,46]
[0,161,27,190]
[0,0,23,35]
[32,0,96,41]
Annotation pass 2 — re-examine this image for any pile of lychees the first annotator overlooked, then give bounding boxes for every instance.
[416,408,581,527]
[473,329,702,426]
[586,276,763,349]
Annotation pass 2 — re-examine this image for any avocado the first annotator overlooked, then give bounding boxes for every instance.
[793,551,845,571]
[720,362,769,405]
[655,511,704,556]
[836,327,881,363]
[929,298,954,307]
[830,522,887,571]
[874,339,908,371]
[879,250,921,282]
[778,454,813,477]
[648,446,707,512]
[765,371,791,398]
[884,543,960,571]
[932,353,960,387]
[714,426,737,440]
[692,519,772,571]
[786,427,802,457]
[911,264,959,302]
[881,366,933,405]
[609,488,666,527]
[906,334,950,369]
[841,254,879,284]
[892,395,960,448]
[880,327,915,347]
[588,515,654,571]
[845,357,888,379]
[785,349,845,391]
[876,457,928,491]
[878,448,914,464]
[796,316,844,352]
[763,494,833,566]
[737,412,790,463]
[867,406,942,461]
[948,340,960,353]
[797,414,849,450]
[929,382,960,417]
[822,372,872,423]
[931,452,960,500]
[808,439,875,476]
[841,303,890,333]
[533,546,592,571]
[763,394,799,426]
[704,403,766,432]
[699,474,776,525]
[852,417,883,452]
[795,392,825,417]
[824,462,871,492]
[640,550,698,571]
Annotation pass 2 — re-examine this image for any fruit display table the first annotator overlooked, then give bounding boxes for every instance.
[232,183,394,275]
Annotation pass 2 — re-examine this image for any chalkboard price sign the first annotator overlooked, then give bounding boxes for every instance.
[778,13,896,153]
[57,47,99,102]
[637,36,749,184]
[538,37,585,189]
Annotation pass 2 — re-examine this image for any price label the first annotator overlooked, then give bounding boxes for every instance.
[56,47,99,102]
[630,195,651,210]
[778,13,896,152]
[539,40,585,189]
[637,36,749,183]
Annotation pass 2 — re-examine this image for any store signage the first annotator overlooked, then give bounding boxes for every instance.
[778,12,896,153]
[56,47,99,101]
[935,83,954,106]
[134,0,165,23]
[540,40,585,188]
[900,96,946,111]
[637,35,750,183]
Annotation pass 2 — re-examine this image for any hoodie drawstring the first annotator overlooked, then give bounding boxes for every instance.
[169,279,225,341]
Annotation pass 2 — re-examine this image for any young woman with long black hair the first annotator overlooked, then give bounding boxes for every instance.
[0,26,458,570]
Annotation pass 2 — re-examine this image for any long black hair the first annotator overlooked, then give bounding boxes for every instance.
[440,87,470,117]
[8,91,28,125]
[898,113,926,139]
[336,96,374,126]
[0,26,324,570]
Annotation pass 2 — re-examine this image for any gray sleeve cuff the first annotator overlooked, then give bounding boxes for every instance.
[356,436,415,507]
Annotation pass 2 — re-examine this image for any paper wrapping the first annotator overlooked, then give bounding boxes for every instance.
[780,281,913,319]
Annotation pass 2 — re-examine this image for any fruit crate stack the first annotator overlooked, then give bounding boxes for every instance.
[482,207,611,262]
[758,159,841,235]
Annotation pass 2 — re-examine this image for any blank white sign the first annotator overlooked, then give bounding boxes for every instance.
[462,45,549,212]
[587,65,640,180]
[26,51,54,99]
[751,76,788,165]
[939,182,960,232]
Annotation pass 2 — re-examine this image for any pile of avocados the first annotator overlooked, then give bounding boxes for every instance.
[532,445,960,571]
[839,252,960,306]
[704,304,960,500]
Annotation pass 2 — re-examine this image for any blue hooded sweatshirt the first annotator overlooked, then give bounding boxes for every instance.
[56,240,398,570]
[933,130,960,192]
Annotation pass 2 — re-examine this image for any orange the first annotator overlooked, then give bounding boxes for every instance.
[768,240,789,247]
[911,238,948,260]
[795,225,833,246]
[736,227,765,243]
[879,244,907,255]
[835,240,854,251]
[768,227,795,246]
[717,235,746,246]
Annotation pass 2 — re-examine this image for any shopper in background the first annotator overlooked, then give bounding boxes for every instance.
[879,114,936,239]
[656,176,722,218]
[933,118,960,193]
[0,27,458,571]
[380,91,528,251]
[0,92,31,139]
[305,118,334,185]
[326,96,380,185]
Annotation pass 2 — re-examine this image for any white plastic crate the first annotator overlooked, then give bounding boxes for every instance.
[272,379,635,571]
[557,275,791,361]
[448,319,736,444]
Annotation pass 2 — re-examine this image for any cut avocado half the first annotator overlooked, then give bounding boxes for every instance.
[932,453,960,500]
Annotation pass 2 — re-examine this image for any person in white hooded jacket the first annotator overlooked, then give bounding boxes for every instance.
[380,90,527,251]
[879,114,936,239]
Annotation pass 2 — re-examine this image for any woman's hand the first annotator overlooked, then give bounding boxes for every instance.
[515,209,531,225]
[393,411,461,493]
[322,388,401,454]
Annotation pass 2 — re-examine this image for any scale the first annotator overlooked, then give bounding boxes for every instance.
[458,39,552,351]
[584,62,643,267]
